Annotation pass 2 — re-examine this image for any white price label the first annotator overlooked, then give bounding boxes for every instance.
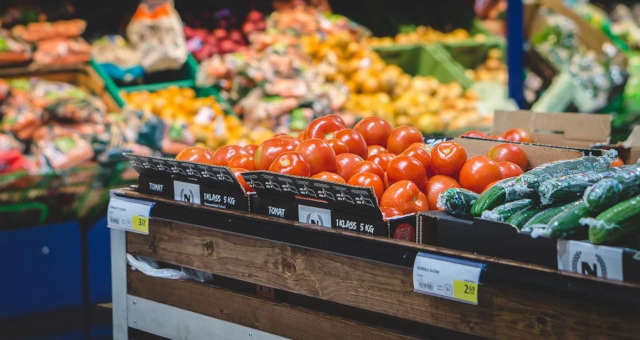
[413,252,484,305]
[298,205,331,228]
[174,180,201,204]
[107,193,155,234]
[557,240,623,281]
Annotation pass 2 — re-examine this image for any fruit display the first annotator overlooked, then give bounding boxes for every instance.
[121,86,274,149]
[173,115,526,219]
[466,48,507,84]
[0,19,90,66]
[438,148,640,245]
[185,10,266,61]
[366,26,488,46]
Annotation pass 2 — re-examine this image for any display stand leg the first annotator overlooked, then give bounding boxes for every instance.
[110,229,128,340]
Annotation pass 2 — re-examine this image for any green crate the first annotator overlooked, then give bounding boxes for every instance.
[373,44,473,88]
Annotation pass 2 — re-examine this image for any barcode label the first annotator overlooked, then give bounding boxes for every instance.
[107,192,155,234]
[413,252,484,305]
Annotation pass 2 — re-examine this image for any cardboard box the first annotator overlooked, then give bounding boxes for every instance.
[126,154,252,212]
[491,110,612,148]
[242,171,416,240]
[455,135,604,169]
[417,211,640,283]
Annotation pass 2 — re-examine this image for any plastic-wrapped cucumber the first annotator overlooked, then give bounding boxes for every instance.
[506,206,543,229]
[581,194,640,244]
[546,201,591,239]
[481,199,535,222]
[584,165,640,212]
[471,151,616,217]
[521,203,572,231]
[438,188,479,218]
[538,164,640,206]
[516,150,617,191]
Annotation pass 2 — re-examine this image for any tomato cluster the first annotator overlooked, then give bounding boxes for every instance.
[175,115,529,223]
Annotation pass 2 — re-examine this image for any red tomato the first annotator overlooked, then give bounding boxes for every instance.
[334,129,368,158]
[304,114,346,139]
[348,172,385,202]
[488,135,504,140]
[459,156,502,193]
[175,146,216,165]
[311,171,346,184]
[268,151,311,177]
[350,161,385,181]
[367,145,387,158]
[392,223,415,242]
[380,180,429,214]
[502,128,532,143]
[487,143,528,169]
[368,152,394,171]
[460,130,489,138]
[254,136,300,170]
[231,168,253,193]
[401,143,432,173]
[354,116,392,147]
[386,126,423,154]
[335,153,364,181]
[611,158,624,167]
[381,206,402,219]
[497,161,523,179]
[295,138,337,175]
[326,139,349,155]
[430,141,467,177]
[213,145,247,166]
[425,175,460,210]
[243,144,258,155]
[228,154,256,170]
[386,155,428,192]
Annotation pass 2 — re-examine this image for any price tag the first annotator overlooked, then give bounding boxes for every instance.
[107,193,155,234]
[557,240,623,281]
[298,204,331,228]
[413,252,484,305]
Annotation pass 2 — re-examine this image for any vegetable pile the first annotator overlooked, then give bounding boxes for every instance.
[440,148,640,245]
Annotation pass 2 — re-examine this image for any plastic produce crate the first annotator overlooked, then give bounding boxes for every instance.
[439,19,505,69]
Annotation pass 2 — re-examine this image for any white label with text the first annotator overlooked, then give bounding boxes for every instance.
[107,193,155,234]
[298,205,331,228]
[173,181,201,204]
[557,240,623,281]
[268,206,286,217]
[413,252,484,305]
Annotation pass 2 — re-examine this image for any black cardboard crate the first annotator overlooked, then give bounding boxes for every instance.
[418,210,640,283]
[243,171,416,240]
[126,154,251,212]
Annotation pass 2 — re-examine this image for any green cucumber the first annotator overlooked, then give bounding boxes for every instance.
[481,199,535,222]
[581,194,640,244]
[471,152,615,217]
[584,166,640,212]
[546,201,592,239]
[538,165,638,206]
[521,203,571,231]
[438,188,479,218]
[506,206,543,229]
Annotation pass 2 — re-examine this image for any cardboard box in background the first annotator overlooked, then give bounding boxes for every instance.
[492,110,612,148]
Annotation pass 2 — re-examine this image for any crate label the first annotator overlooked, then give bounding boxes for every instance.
[298,204,331,228]
[173,180,201,204]
[557,240,623,281]
[108,194,155,234]
[413,252,484,305]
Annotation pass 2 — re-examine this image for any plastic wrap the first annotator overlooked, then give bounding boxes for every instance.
[127,254,213,283]
[546,201,590,239]
[584,165,640,212]
[481,199,535,222]
[581,194,640,244]
[437,187,479,218]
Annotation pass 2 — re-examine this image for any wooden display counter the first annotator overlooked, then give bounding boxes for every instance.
[110,188,640,339]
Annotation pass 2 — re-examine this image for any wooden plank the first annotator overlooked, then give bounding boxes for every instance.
[128,270,418,340]
[127,219,640,339]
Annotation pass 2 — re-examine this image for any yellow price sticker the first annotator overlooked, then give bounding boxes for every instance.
[131,215,149,233]
[453,280,478,304]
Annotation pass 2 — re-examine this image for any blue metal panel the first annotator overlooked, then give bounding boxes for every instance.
[507,0,525,107]
[0,222,83,318]
[88,217,112,304]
